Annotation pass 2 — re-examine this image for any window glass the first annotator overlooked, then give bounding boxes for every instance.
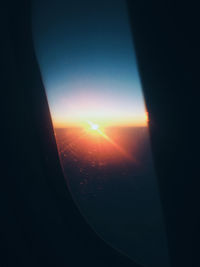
[32,1,170,266]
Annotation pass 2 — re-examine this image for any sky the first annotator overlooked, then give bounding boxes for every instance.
[32,0,147,127]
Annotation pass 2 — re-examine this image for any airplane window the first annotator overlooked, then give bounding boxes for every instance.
[32,1,170,266]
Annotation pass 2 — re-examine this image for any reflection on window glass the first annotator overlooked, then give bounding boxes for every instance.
[32,1,170,266]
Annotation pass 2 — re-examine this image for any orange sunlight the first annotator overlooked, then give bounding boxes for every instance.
[53,111,149,128]
[57,120,137,163]
[53,104,149,163]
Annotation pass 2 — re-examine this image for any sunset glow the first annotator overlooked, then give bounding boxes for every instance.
[53,116,148,128]
[52,95,148,128]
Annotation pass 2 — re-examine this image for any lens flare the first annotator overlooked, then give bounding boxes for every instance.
[81,120,135,162]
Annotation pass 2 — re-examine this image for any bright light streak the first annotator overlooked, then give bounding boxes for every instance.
[97,129,136,162]
[85,120,136,162]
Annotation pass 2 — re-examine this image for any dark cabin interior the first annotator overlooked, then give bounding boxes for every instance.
[0,1,199,267]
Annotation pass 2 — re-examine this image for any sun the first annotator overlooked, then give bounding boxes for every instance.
[86,120,100,131]
[91,123,99,130]
[84,121,102,136]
